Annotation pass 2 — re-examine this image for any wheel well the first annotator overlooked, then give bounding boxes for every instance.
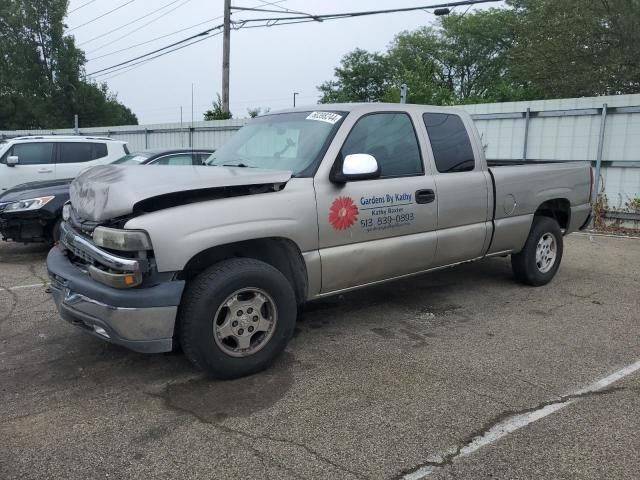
[178,237,308,305]
[535,198,570,230]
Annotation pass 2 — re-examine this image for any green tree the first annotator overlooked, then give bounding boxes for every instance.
[317,9,523,106]
[204,93,232,120]
[508,0,640,98]
[318,49,388,103]
[0,0,137,129]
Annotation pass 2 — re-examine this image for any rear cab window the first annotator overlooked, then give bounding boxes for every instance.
[423,113,475,173]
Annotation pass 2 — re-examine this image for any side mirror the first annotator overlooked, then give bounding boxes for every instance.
[331,154,380,183]
[6,155,19,167]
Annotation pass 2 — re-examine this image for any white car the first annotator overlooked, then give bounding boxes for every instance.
[0,136,129,192]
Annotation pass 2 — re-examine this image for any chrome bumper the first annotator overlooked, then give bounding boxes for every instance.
[60,220,145,273]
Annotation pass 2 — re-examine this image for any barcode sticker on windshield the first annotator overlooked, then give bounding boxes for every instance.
[306,111,342,124]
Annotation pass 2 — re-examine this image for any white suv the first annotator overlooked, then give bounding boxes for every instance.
[0,136,129,192]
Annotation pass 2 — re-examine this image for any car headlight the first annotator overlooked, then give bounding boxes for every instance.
[62,202,71,221]
[92,227,152,251]
[3,196,55,213]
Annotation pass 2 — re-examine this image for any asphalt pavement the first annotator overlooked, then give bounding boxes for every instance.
[0,234,638,479]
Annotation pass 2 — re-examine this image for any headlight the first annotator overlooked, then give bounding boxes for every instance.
[93,227,152,251]
[4,196,55,213]
[62,202,71,221]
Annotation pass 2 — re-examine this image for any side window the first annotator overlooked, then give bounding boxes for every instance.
[340,113,422,178]
[153,154,194,166]
[9,143,54,165]
[195,153,212,165]
[423,113,475,173]
[58,142,108,164]
[94,143,108,158]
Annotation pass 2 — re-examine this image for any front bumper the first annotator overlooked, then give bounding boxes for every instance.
[0,214,52,243]
[47,246,185,353]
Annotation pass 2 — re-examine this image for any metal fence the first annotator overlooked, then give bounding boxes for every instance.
[0,119,248,152]
[2,94,639,223]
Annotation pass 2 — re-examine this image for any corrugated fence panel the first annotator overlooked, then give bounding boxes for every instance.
[462,94,640,203]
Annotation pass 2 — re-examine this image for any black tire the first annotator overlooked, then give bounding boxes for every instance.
[178,258,297,379]
[51,219,62,244]
[511,216,564,286]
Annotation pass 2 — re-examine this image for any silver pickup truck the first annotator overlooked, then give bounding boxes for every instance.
[48,104,592,378]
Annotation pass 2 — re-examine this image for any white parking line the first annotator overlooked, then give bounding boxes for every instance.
[404,359,640,479]
[2,283,49,291]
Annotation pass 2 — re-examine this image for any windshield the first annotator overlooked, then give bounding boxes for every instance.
[206,111,345,176]
[111,153,152,165]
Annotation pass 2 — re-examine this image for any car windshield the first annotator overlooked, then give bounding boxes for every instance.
[206,111,345,176]
[111,153,152,165]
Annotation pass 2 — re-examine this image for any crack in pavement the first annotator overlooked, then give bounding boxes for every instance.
[398,386,627,479]
[0,286,19,330]
[148,389,366,480]
[28,263,49,286]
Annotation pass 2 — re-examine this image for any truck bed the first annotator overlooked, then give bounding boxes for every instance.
[485,160,592,256]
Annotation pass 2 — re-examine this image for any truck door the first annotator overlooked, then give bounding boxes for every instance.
[314,111,438,293]
[421,113,492,266]
[0,142,55,192]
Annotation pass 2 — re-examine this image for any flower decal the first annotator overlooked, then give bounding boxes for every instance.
[329,196,359,231]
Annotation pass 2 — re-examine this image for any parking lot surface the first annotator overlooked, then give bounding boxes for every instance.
[1,234,639,479]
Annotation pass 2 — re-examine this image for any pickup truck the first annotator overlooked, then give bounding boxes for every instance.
[47,104,592,379]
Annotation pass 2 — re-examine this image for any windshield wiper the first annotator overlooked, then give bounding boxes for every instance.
[222,163,254,168]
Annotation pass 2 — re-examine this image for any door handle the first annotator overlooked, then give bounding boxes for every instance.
[415,189,436,204]
[38,168,53,173]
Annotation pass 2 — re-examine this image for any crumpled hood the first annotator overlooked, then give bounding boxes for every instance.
[69,165,292,222]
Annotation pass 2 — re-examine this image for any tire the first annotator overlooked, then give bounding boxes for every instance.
[511,216,564,286]
[178,258,297,379]
[51,219,62,245]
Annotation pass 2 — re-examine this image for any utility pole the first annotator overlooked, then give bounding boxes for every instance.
[293,92,299,108]
[399,84,408,104]
[222,0,231,115]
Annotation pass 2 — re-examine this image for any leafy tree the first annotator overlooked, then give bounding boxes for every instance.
[508,0,640,98]
[0,0,137,129]
[318,49,388,103]
[318,10,522,106]
[318,3,640,105]
[204,93,232,120]
[246,107,270,118]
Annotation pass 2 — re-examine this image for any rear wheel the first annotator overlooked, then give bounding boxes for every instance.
[511,216,563,286]
[178,258,297,379]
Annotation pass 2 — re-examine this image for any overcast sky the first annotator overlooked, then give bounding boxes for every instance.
[66,0,501,124]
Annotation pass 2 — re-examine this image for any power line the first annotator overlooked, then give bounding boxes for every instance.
[228,0,499,27]
[88,24,223,76]
[85,0,194,53]
[91,30,223,79]
[69,0,99,14]
[67,0,136,32]
[86,0,284,58]
[79,0,185,46]
[88,16,222,61]
[89,0,498,77]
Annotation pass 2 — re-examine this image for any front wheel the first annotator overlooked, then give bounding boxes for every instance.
[178,258,297,379]
[511,216,563,286]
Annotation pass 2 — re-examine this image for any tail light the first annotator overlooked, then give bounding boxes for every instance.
[589,167,594,203]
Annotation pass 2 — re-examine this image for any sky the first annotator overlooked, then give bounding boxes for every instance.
[66,0,503,124]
